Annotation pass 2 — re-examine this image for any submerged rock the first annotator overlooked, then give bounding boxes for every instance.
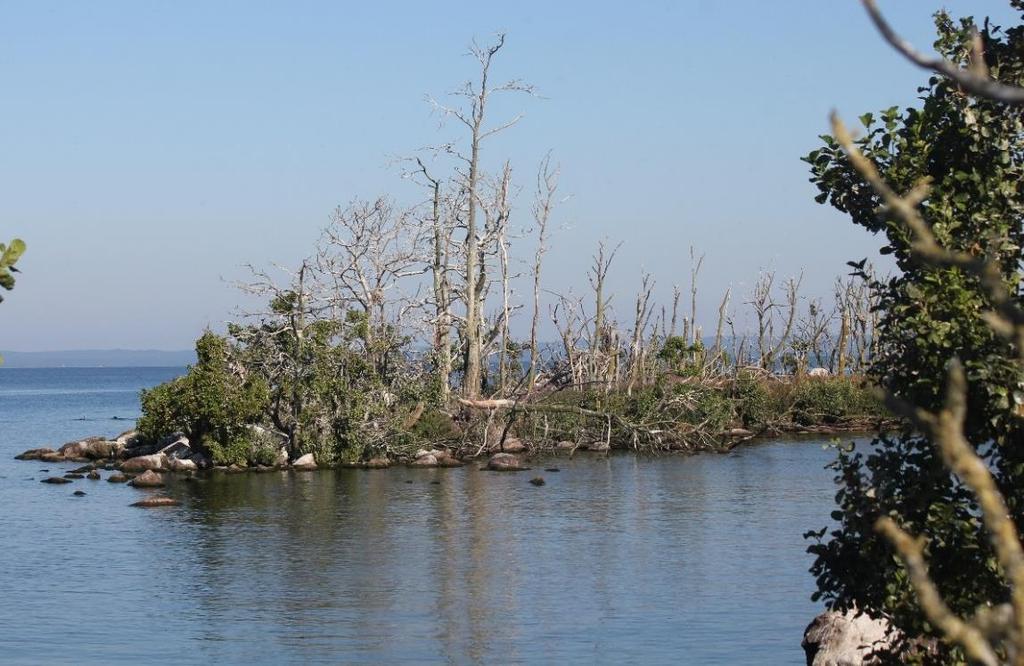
[802,609,897,665]
[63,473,85,479]
[131,496,180,508]
[486,453,526,471]
[291,453,317,470]
[73,490,87,497]
[86,471,101,480]
[41,477,72,484]
[529,477,546,486]
[129,470,165,488]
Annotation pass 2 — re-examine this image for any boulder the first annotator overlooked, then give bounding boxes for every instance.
[436,452,465,468]
[802,609,897,665]
[107,473,130,483]
[409,454,439,467]
[131,497,180,508]
[167,457,198,473]
[86,471,101,480]
[129,470,165,488]
[808,367,831,378]
[292,453,317,470]
[364,457,391,469]
[63,473,85,479]
[121,453,167,473]
[586,440,611,452]
[189,452,211,469]
[556,440,576,451]
[14,447,55,461]
[73,490,87,496]
[486,453,526,471]
[41,477,72,484]
[495,437,527,453]
[274,448,289,468]
[40,452,66,463]
[158,436,191,460]
[529,476,546,486]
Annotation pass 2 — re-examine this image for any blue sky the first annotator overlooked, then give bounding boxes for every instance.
[1,1,1018,350]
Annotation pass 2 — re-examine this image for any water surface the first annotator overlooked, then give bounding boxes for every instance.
[0,367,841,664]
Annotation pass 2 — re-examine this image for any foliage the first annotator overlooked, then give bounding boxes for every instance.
[137,331,270,461]
[0,238,25,301]
[804,8,1024,657]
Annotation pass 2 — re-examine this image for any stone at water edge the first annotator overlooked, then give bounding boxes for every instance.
[120,453,167,473]
[107,473,130,483]
[802,609,897,665]
[529,477,545,486]
[493,437,527,453]
[409,454,439,467]
[291,453,317,470]
[40,477,72,484]
[63,473,85,479]
[167,457,198,473]
[14,447,55,461]
[129,470,165,488]
[274,448,289,468]
[364,457,390,469]
[87,471,101,480]
[131,497,180,508]
[73,490,86,496]
[485,453,526,471]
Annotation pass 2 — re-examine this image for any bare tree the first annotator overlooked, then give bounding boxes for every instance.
[528,153,560,388]
[429,33,535,398]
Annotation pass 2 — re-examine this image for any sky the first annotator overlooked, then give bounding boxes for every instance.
[1,1,1019,351]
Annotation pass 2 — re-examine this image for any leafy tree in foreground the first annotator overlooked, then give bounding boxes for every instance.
[0,238,25,302]
[806,2,1024,662]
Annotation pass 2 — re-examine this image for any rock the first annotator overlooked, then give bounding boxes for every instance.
[254,465,274,473]
[409,454,439,467]
[63,473,85,479]
[529,477,546,486]
[72,464,95,473]
[107,473,129,483]
[486,453,526,471]
[364,457,390,469]
[189,452,211,469]
[41,477,72,484]
[292,453,317,470]
[131,497,180,508]
[167,457,198,473]
[586,440,611,452]
[158,435,192,460]
[496,437,527,453]
[556,440,576,451]
[226,463,247,473]
[274,448,289,468]
[87,471,101,480]
[808,367,831,378]
[435,452,465,468]
[121,453,167,473]
[73,490,87,496]
[129,470,165,488]
[802,609,897,665]
[544,468,561,473]
[14,447,55,461]
[41,452,66,463]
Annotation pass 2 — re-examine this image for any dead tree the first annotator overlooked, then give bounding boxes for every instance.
[528,153,559,388]
[429,33,535,398]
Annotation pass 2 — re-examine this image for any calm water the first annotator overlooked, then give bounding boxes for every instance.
[0,367,843,665]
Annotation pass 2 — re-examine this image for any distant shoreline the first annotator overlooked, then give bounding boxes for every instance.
[0,350,195,369]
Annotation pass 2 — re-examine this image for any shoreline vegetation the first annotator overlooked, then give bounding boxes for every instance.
[14,371,889,482]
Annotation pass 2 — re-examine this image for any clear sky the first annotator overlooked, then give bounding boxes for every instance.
[1,1,1018,351]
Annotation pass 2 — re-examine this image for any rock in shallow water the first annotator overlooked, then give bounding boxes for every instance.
[131,497,180,508]
[41,477,72,484]
[291,453,317,470]
[107,473,129,483]
[121,453,167,473]
[529,477,545,486]
[129,470,165,488]
[486,453,527,471]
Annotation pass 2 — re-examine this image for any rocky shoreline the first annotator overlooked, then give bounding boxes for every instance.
[13,430,557,506]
